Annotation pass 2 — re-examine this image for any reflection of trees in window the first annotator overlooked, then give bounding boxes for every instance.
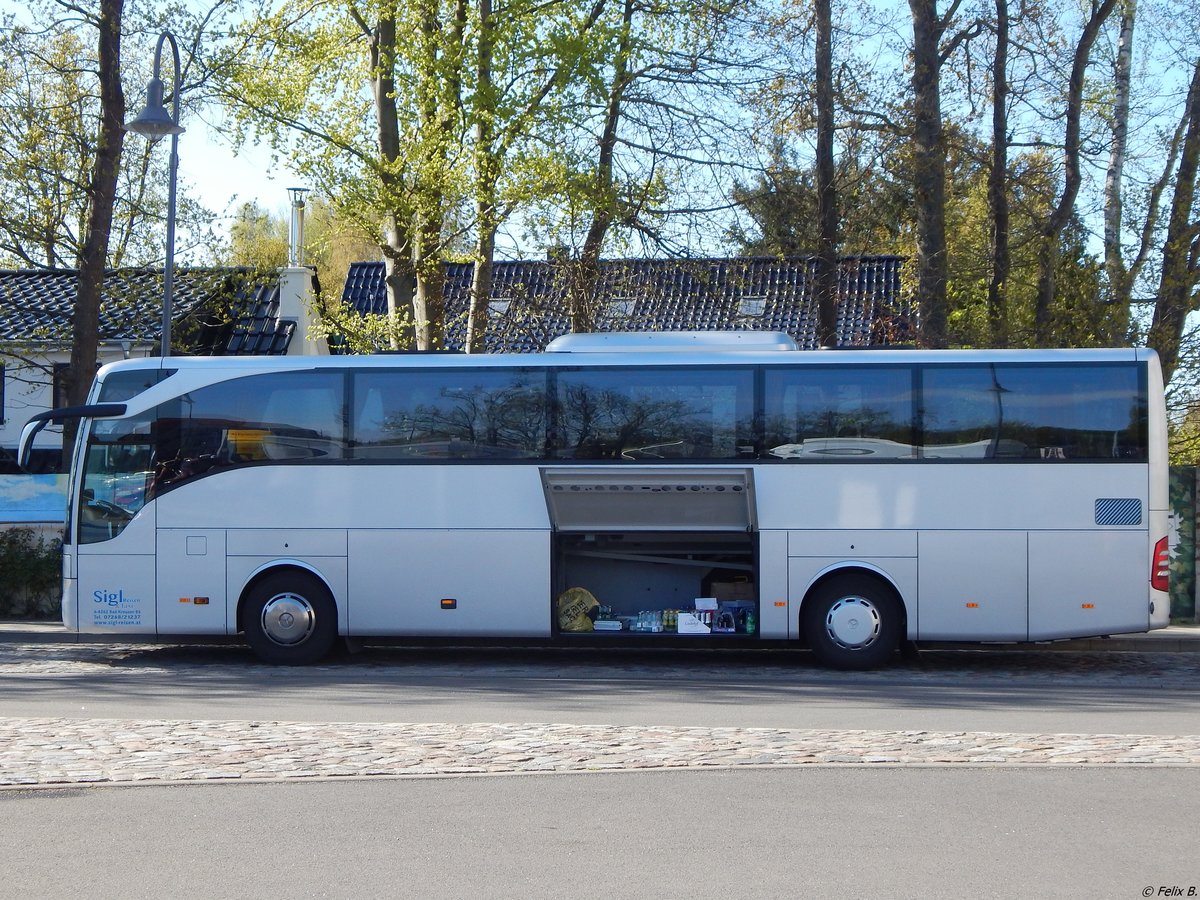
[921,364,1147,459]
[763,370,916,457]
[558,383,751,459]
[559,385,694,458]
[373,377,545,456]
[794,406,908,441]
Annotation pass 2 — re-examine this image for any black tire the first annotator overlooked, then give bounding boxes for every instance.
[242,571,338,665]
[802,574,903,670]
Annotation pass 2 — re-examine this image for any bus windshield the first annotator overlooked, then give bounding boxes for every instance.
[79,414,155,544]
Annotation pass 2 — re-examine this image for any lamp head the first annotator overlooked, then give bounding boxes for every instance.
[126,77,184,139]
[288,186,310,208]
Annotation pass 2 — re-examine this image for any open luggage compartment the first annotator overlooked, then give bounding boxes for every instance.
[542,467,760,638]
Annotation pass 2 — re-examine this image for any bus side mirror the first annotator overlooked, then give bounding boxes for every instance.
[17,403,128,472]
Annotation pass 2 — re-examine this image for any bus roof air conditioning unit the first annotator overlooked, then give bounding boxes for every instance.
[545,332,798,353]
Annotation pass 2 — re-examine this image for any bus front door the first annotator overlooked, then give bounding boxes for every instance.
[75,505,157,634]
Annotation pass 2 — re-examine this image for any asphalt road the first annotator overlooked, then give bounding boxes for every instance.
[1,642,1198,735]
[2,643,1198,899]
[1,769,1196,899]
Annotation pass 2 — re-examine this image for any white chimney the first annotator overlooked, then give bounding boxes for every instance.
[280,187,327,356]
[288,187,309,267]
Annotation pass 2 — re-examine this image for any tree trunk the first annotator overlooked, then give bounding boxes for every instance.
[466,229,495,353]
[907,0,948,348]
[370,10,410,350]
[1148,59,1200,384]
[1032,0,1119,343]
[815,0,838,348]
[412,212,446,350]
[382,235,414,349]
[1103,2,1136,329]
[66,0,124,465]
[373,0,449,351]
[413,0,456,350]
[987,0,1010,347]
[567,0,634,333]
[465,0,496,354]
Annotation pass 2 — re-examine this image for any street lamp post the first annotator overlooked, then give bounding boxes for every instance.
[125,31,185,358]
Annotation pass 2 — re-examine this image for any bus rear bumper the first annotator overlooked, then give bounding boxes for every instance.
[1150,588,1171,629]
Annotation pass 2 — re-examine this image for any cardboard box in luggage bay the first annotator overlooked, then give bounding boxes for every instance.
[710,581,755,602]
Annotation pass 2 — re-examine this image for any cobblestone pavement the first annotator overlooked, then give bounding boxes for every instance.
[3,718,1200,787]
[2,643,1199,787]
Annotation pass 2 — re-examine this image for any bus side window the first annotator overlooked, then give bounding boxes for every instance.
[763,367,916,459]
[556,367,753,461]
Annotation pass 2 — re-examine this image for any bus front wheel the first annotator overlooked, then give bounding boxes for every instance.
[243,571,337,665]
[802,575,902,670]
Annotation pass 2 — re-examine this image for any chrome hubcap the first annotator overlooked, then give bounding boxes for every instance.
[824,596,881,650]
[260,592,316,646]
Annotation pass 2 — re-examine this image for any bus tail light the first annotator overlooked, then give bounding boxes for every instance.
[1151,537,1170,593]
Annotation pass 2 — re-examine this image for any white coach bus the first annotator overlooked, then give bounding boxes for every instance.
[20,332,1171,669]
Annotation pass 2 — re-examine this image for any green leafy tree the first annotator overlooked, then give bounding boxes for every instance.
[218,196,385,345]
[462,0,611,351]
[211,0,609,352]
[0,0,128,450]
[0,2,223,272]
[944,144,1110,348]
[523,0,769,333]
[0,27,93,268]
[226,201,289,269]
[208,2,455,349]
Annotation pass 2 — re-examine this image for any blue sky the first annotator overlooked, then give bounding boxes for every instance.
[172,111,302,232]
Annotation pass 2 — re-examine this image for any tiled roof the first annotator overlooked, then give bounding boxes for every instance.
[0,267,294,355]
[339,256,908,353]
[182,280,296,356]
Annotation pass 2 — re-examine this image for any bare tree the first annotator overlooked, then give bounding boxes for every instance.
[1148,59,1200,383]
[66,0,124,445]
[815,0,838,347]
[1103,0,1136,315]
[907,0,980,348]
[543,0,766,331]
[564,0,636,335]
[987,0,1011,347]
[1031,0,1119,343]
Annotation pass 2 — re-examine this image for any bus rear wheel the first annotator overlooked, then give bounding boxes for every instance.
[803,575,902,670]
[243,571,337,665]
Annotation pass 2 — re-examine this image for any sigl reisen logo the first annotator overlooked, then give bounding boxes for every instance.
[92,588,145,626]
[94,589,140,607]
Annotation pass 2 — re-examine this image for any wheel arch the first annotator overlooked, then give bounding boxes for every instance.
[798,563,909,647]
[236,559,337,635]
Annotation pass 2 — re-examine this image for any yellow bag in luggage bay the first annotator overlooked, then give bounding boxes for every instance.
[556,587,599,632]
